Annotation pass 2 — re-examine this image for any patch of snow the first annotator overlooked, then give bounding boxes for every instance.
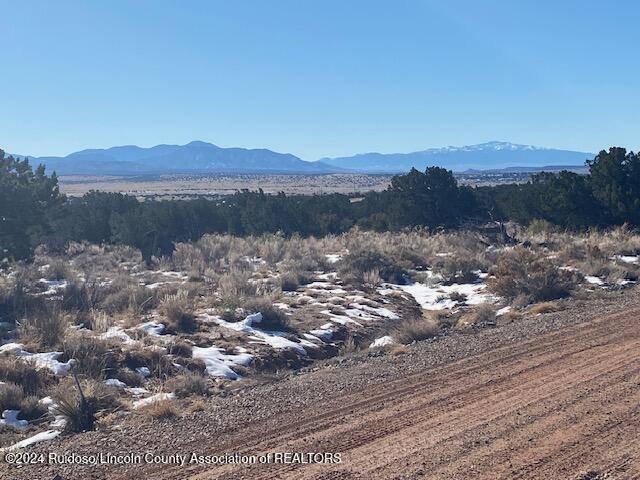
[616,255,639,264]
[317,272,338,281]
[132,393,175,409]
[135,367,151,377]
[0,343,75,376]
[100,326,137,345]
[192,345,253,380]
[1,430,60,451]
[273,302,290,310]
[125,387,149,396]
[210,313,313,354]
[308,326,333,341]
[138,321,165,336]
[0,410,28,430]
[160,271,189,280]
[104,378,127,388]
[584,275,604,285]
[37,279,67,296]
[496,306,512,316]
[391,281,496,310]
[320,310,363,326]
[325,254,341,264]
[369,336,395,348]
[349,303,399,320]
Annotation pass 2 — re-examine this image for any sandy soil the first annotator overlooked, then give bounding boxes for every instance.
[3,292,639,480]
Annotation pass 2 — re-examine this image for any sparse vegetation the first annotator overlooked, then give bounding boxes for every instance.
[488,248,579,303]
[393,313,440,344]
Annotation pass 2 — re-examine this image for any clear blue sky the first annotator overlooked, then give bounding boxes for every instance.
[1,0,639,159]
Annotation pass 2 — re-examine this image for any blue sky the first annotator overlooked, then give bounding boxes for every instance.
[1,0,639,159]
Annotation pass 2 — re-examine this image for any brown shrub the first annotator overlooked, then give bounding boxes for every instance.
[165,373,209,398]
[527,301,563,315]
[159,291,197,333]
[242,297,290,332]
[139,399,178,420]
[0,356,53,396]
[488,248,578,303]
[62,334,119,380]
[393,313,439,344]
[18,308,68,349]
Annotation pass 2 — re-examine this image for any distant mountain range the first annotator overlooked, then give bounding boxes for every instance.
[319,141,594,172]
[24,141,339,175]
[12,140,594,175]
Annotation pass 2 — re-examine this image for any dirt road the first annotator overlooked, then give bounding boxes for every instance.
[165,307,640,480]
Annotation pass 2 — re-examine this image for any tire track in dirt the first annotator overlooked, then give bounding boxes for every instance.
[177,308,640,480]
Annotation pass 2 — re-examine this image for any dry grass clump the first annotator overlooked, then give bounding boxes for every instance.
[0,356,53,397]
[340,250,408,286]
[0,382,24,411]
[45,258,73,281]
[0,381,48,422]
[159,290,197,333]
[18,308,69,349]
[527,301,563,315]
[488,248,579,304]
[393,313,439,344]
[113,368,143,387]
[242,296,291,331]
[100,280,154,315]
[165,373,209,398]
[52,379,120,432]
[279,271,313,292]
[455,304,496,329]
[139,399,179,420]
[218,269,257,300]
[433,257,482,284]
[123,347,177,379]
[167,339,193,358]
[62,334,119,380]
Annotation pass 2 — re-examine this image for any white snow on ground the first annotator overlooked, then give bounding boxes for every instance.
[0,410,28,430]
[615,255,639,264]
[160,271,189,280]
[132,392,175,409]
[325,254,341,264]
[104,378,127,388]
[584,275,604,285]
[192,345,253,380]
[382,280,496,310]
[369,336,395,348]
[37,397,66,429]
[126,387,149,396]
[37,279,67,296]
[1,430,60,451]
[317,272,338,281]
[349,303,399,319]
[273,302,290,310]
[138,321,165,336]
[135,367,151,377]
[0,343,75,376]
[308,324,334,341]
[207,313,316,354]
[496,306,512,316]
[100,326,137,345]
[320,310,363,326]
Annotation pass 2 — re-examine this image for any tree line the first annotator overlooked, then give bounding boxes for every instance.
[1,147,639,263]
